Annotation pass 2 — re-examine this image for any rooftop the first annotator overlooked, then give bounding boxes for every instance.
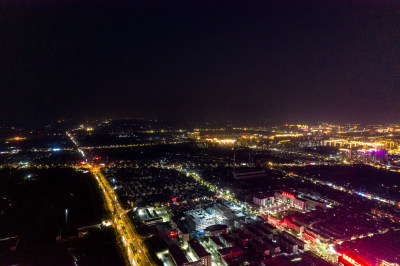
[205,224,228,232]
[188,239,210,258]
[210,236,224,247]
[186,209,214,223]
[169,244,189,266]
[218,246,243,256]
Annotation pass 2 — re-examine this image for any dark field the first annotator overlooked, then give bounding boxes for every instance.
[0,168,105,238]
[0,168,123,265]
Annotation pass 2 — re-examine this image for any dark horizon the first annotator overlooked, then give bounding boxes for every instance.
[1,0,399,125]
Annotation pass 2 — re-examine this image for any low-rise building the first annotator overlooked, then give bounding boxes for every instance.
[276,235,298,254]
[220,234,235,248]
[281,231,308,250]
[209,236,224,250]
[171,217,190,245]
[169,244,190,266]
[292,221,304,234]
[204,224,228,236]
[218,246,243,260]
[188,239,212,266]
[232,229,251,247]
[251,239,280,256]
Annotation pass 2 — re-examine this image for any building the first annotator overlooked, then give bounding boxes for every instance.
[140,208,164,225]
[253,194,275,206]
[292,221,304,234]
[283,218,304,234]
[204,224,228,236]
[251,239,279,256]
[171,217,190,245]
[371,149,388,163]
[220,234,235,248]
[275,235,298,254]
[281,231,308,250]
[209,236,225,250]
[169,244,190,266]
[275,191,306,210]
[243,224,265,242]
[232,229,251,247]
[305,228,331,243]
[259,222,278,235]
[299,195,326,210]
[188,239,212,266]
[186,209,215,232]
[212,203,244,226]
[218,246,243,260]
[234,216,255,229]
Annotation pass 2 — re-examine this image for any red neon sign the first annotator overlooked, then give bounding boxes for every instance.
[303,232,316,241]
[282,192,295,198]
[339,253,366,266]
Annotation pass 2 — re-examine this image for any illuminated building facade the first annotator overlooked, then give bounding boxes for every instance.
[253,194,275,206]
[275,192,306,210]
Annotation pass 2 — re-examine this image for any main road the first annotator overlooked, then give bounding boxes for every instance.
[67,132,151,266]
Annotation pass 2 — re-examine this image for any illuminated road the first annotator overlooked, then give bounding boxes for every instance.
[91,167,151,266]
[66,131,151,266]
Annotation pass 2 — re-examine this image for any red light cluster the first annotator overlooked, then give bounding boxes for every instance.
[171,197,177,202]
[303,232,316,241]
[282,192,295,198]
[338,253,366,266]
[169,231,177,237]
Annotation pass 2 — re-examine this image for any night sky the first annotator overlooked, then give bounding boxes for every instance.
[1,0,399,125]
